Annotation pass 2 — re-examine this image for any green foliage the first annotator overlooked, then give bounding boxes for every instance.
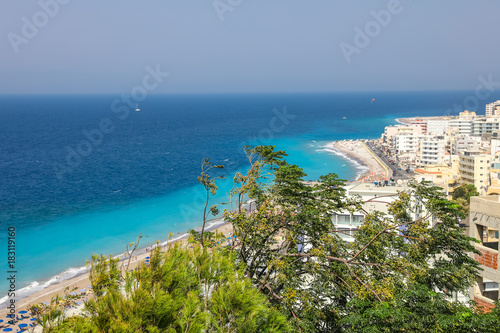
[452,184,479,203]
[452,183,479,215]
[224,146,486,332]
[44,243,290,332]
[341,284,500,333]
[29,286,82,331]
[198,158,225,247]
[228,145,288,213]
[187,228,225,248]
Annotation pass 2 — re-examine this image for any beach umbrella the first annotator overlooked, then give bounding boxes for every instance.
[18,311,27,315]
[70,292,78,295]
[30,318,37,321]
[79,289,87,292]
[18,323,28,328]
[2,328,13,332]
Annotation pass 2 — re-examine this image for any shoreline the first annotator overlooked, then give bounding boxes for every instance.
[0,219,233,317]
[317,141,369,181]
[395,117,411,124]
[332,140,387,182]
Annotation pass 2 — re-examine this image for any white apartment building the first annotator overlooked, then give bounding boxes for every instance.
[485,100,500,117]
[448,110,477,136]
[421,138,446,166]
[382,124,424,146]
[458,151,492,193]
[410,118,427,134]
[392,134,423,154]
[453,135,482,155]
[332,183,410,242]
[471,118,500,136]
[492,139,500,156]
[450,118,473,135]
[427,119,450,136]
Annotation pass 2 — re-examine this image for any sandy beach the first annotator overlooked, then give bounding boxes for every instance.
[395,117,412,124]
[0,222,234,325]
[333,140,388,182]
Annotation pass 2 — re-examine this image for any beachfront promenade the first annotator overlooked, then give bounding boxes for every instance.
[361,141,389,178]
[364,141,413,180]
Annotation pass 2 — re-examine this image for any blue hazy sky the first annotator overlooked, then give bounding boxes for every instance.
[1,0,499,94]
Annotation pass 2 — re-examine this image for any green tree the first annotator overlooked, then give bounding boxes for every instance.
[452,183,479,202]
[452,183,479,215]
[341,285,500,332]
[197,158,224,247]
[36,243,290,332]
[452,183,479,203]
[224,146,482,332]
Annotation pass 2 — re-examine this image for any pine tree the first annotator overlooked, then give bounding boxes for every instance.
[36,243,290,332]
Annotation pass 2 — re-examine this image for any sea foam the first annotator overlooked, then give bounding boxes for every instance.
[315,142,369,180]
[0,266,88,309]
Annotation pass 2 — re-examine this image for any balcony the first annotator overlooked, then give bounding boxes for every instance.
[475,243,499,270]
[473,222,499,272]
[473,277,499,312]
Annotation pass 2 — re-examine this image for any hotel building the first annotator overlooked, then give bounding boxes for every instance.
[469,196,500,311]
[485,100,500,117]
[458,151,492,193]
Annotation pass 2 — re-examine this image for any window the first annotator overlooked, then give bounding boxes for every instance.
[337,214,350,224]
[352,215,364,224]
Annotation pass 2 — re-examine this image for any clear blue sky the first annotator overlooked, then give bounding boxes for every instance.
[1,0,499,94]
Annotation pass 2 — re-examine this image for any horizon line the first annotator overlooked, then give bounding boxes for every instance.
[0,89,481,96]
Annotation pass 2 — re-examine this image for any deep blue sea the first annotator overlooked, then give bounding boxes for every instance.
[0,91,492,307]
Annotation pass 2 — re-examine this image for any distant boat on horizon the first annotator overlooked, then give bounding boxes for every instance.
[135,104,141,112]
[342,116,347,119]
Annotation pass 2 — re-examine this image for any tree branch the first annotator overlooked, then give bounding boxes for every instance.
[347,213,431,263]
[344,262,382,302]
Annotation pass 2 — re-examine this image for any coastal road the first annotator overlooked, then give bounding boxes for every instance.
[360,141,389,178]
[364,141,413,181]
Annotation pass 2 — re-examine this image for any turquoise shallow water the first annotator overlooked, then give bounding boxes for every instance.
[3,148,358,307]
[0,91,488,307]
